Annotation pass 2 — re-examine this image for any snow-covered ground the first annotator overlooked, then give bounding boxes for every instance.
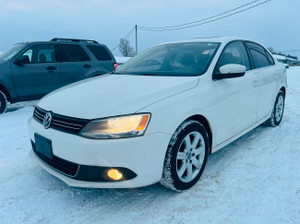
[0,68,300,224]
[114,56,131,65]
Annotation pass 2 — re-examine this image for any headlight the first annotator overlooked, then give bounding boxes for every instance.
[79,113,151,139]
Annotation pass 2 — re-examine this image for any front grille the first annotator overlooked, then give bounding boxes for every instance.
[33,107,89,135]
[31,141,79,176]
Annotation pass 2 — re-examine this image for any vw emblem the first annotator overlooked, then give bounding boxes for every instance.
[43,112,52,129]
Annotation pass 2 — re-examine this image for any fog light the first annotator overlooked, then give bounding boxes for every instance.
[107,169,123,181]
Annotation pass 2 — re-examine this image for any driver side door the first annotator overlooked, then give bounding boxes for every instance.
[11,44,61,100]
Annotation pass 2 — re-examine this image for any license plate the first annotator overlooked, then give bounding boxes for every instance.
[35,134,53,159]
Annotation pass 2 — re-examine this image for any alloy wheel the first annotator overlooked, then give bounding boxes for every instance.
[176,131,206,183]
[275,95,284,123]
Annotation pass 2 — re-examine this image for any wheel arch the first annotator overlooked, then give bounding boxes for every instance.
[280,86,286,96]
[0,84,11,102]
[185,114,213,154]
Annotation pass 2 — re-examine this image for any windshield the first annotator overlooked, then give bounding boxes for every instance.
[115,42,220,76]
[0,43,26,64]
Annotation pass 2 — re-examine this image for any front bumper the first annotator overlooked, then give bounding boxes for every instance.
[28,117,171,188]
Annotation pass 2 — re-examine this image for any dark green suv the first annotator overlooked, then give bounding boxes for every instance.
[0,38,117,114]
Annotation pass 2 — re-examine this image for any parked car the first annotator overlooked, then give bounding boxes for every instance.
[28,37,287,191]
[0,38,117,114]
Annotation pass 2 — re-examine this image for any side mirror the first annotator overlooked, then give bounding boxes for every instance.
[213,64,246,80]
[14,55,30,66]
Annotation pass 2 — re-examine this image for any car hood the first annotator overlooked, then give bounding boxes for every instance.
[38,74,199,119]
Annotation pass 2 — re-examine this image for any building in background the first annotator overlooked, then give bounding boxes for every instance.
[273,53,300,66]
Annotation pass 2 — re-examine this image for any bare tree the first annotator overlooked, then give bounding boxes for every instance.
[268,47,275,54]
[119,38,135,57]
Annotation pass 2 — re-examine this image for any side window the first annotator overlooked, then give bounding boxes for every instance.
[21,45,55,63]
[56,45,90,62]
[246,42,270,69]
[87,45,112,61]
[215,41,250,74]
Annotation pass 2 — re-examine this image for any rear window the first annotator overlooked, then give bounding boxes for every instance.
[56,44,90,62]
[87,45,112,61]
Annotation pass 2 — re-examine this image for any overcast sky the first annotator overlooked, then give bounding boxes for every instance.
[0,0,299,58]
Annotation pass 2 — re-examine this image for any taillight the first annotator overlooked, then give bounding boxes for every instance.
[113,63,118,70]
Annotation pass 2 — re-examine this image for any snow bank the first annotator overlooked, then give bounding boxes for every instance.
[114,56,131,64]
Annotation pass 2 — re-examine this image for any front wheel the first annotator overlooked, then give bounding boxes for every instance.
[160,120,209,192]
[264,90,285,127]
[0,91,8,114]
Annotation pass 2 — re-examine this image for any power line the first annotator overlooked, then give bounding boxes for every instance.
[112,0,272,53]
[140,0,271,31]
[139,0,260,30]
[110,44,119,52]
[124,27,135,40]
[111,27,135,52]
[139,0,271,31]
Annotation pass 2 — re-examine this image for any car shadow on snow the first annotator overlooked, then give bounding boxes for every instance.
[33,165,176,209]
[197,121,288,194]
[6,101,38,113]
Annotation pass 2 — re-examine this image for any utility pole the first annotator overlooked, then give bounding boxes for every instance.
[135,24,138,54]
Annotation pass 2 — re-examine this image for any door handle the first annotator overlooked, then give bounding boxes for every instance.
[252,80,258,87]
[83,64,91,68]
[46,66,56,70]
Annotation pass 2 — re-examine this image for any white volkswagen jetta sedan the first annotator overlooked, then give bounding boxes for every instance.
[28,37,287,191]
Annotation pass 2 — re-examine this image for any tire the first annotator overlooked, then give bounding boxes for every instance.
[0,91,8,114]
[160,120,209,192]
[264,90,285,127]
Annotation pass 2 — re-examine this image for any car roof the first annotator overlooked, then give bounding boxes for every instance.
[16,39,103,46]
[156,36,257,46]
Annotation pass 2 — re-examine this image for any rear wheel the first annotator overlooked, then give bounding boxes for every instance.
[264,90,285,127]
[160,120,209,192]
[0,91,8,114]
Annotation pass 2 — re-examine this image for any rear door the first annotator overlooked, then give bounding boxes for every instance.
[245,42,279,120]
[11,44,61,99]
[55,44,96,86]
[213,41,259,144]
[86,45,115,74]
